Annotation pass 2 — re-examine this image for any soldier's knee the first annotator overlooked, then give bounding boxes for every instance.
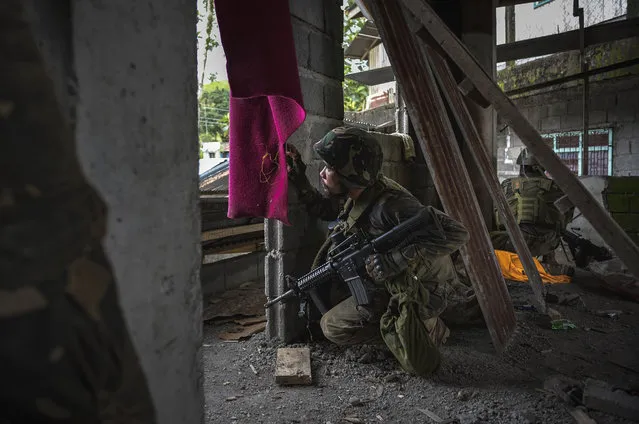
[320,312,351,346]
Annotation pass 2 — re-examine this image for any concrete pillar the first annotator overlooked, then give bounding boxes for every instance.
[265,0,344,342]
[460,0,498,230]
[72,1,203,423]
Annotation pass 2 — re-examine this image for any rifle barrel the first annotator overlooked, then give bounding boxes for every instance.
[264,289,296,308]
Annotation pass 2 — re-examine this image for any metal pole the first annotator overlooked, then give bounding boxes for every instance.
[395,81,402,132]
[574,0,589,176]
[395,83,410,134]
[505,5,516,68]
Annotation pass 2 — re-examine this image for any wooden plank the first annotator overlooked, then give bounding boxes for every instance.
[203,240,264,255]
[400,0,639,280]
[417,33,547,312]
[366,0,517,353]
[496,17,639,62]
[275,347,312,385]
[201,222,264,242]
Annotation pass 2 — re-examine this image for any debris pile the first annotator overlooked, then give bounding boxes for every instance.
[544,375,639,422]
[203,281,266,341]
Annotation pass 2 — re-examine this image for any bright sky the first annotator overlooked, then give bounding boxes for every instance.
[197,0,228,84]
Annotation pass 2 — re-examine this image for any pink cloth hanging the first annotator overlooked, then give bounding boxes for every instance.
[215,0,306,225]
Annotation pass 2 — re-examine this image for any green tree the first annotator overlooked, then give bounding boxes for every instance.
[343,0,369,112]
[197,1,223,159]
[199,80,230,143]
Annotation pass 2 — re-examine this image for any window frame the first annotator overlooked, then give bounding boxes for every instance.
[533,0,554,9]
[540,128,614,176]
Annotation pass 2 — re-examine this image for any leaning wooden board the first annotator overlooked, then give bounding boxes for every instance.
[422,42,547,313]
[399,0,639,279]
[367,0,517,353]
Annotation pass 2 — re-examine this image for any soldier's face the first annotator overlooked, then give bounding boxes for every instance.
[320,165,347,196]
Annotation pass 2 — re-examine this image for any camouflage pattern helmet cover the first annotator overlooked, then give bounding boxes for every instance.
[313,127,383,187]
[516,148,541,167]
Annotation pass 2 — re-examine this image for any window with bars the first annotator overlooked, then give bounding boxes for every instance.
[541,128,613,176]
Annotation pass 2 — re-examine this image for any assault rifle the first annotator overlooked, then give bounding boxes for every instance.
[562,229,613,268]
[265,209,433,310]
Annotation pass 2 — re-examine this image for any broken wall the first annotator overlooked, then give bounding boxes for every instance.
[265,0,345,342]
[60,1,201,422]
[571,176,639,249]
[497,40,639,180]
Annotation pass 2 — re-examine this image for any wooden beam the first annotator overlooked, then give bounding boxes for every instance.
[366,0,517,353]
[201,223,264,243]
[400,0,639,280]
[422,41,547,313]
[496,18,639,62]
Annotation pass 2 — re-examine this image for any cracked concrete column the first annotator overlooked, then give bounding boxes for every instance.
[266,0,344,342]
[71,1,203,422]
[460,0,498,229]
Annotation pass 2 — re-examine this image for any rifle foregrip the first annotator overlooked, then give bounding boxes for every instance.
[295,261,336,292]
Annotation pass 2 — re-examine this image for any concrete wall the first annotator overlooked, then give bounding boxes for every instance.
[72,1,203,423]
[201,252,266,296]
[567,176,639,249]
[568,176,608,247]
[265,0,344,342]
[496,0,627,47]
[602,177,639,245]
[498,75,639,180]
[497,41,639,180]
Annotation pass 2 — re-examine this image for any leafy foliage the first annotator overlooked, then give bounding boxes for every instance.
[199,0,220,88]
[197,2,225,158]
[343,1,369,112]
[199,80,230,143]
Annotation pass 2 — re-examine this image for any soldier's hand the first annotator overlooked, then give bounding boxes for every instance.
[365,252,406,283]
[286,143,307,184]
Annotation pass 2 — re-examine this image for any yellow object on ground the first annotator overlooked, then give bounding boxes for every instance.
[494,250,571,284]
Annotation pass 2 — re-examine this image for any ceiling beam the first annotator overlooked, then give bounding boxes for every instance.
[496,0,536,6]
[497,17,639,62]
[505,56,639,96]
[346,66,394,85]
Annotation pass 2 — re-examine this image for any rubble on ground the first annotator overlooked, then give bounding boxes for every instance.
[202,273,639,423]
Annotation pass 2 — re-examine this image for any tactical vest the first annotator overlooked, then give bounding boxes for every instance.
[496,177,562,230]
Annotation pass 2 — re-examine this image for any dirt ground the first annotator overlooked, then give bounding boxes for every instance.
[202,271,639,424]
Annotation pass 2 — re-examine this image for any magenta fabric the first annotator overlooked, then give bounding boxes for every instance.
[214,0,306,225]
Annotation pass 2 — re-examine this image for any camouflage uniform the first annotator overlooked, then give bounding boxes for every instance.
[1,3,156,422]
[287,127,471,376]
[490,149,574,258]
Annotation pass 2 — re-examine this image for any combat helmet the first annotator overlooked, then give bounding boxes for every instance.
[517,147,547,177]
[516,148,541,167]
[313,127,383,188]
